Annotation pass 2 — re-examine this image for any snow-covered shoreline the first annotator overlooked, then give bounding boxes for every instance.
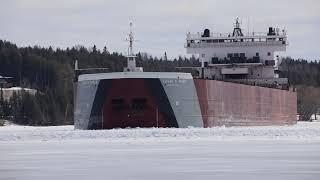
[1,121,320,142]
[2,121,320,180]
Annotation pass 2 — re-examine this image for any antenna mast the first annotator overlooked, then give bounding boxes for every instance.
[128,22,134,56]
[124,22,143,72]
[247,17,250,35]
[232,18,243,37]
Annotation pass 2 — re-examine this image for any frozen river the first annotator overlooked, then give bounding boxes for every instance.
[1,122,320,180]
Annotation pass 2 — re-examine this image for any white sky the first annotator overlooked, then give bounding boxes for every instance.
[1,0,320,60]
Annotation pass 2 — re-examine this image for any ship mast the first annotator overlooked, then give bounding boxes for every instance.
[128,22,134,57]
[232,18,243,37]
[124,22,143,72]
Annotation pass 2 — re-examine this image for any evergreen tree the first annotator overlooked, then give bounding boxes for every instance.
[92,45,97,54]
[164,52,168,61]
[20,93,43,125]
[0,89,4,118]
[103,46,109,55]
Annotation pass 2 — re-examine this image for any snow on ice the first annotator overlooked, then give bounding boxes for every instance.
[1,122,320,180]
[1,121,320,142]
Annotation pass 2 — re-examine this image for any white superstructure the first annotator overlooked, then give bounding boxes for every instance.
[185,18,288,86]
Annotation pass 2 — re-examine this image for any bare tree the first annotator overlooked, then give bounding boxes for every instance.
[297,85,320,121]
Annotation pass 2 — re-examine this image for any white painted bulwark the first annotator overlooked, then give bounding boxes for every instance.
[78,72,193,81]
[221,68,248,75]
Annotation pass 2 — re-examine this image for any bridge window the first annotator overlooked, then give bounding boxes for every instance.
[212,57,219,63]
[111,98,125,110]
[132,98,147,110]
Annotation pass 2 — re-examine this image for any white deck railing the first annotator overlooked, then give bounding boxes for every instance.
[185,40,287,48]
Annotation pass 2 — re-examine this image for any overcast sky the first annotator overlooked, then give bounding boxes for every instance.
[1,0,320,60]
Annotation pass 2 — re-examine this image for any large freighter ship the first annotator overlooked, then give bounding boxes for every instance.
[74,20,297,129]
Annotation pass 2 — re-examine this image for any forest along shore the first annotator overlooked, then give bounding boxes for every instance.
[0,40,320,126]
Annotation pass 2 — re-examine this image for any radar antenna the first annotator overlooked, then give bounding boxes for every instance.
[232,18,243,37]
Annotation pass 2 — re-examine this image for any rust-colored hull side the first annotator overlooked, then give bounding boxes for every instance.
[194,79,297,127]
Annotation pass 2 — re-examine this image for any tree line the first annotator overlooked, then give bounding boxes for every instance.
[0,39,319,125]
[0,40,198,125]
[279,58,320,121]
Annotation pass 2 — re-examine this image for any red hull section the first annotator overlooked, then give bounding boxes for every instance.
[102,79,167,129]
[194,79,297,127]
